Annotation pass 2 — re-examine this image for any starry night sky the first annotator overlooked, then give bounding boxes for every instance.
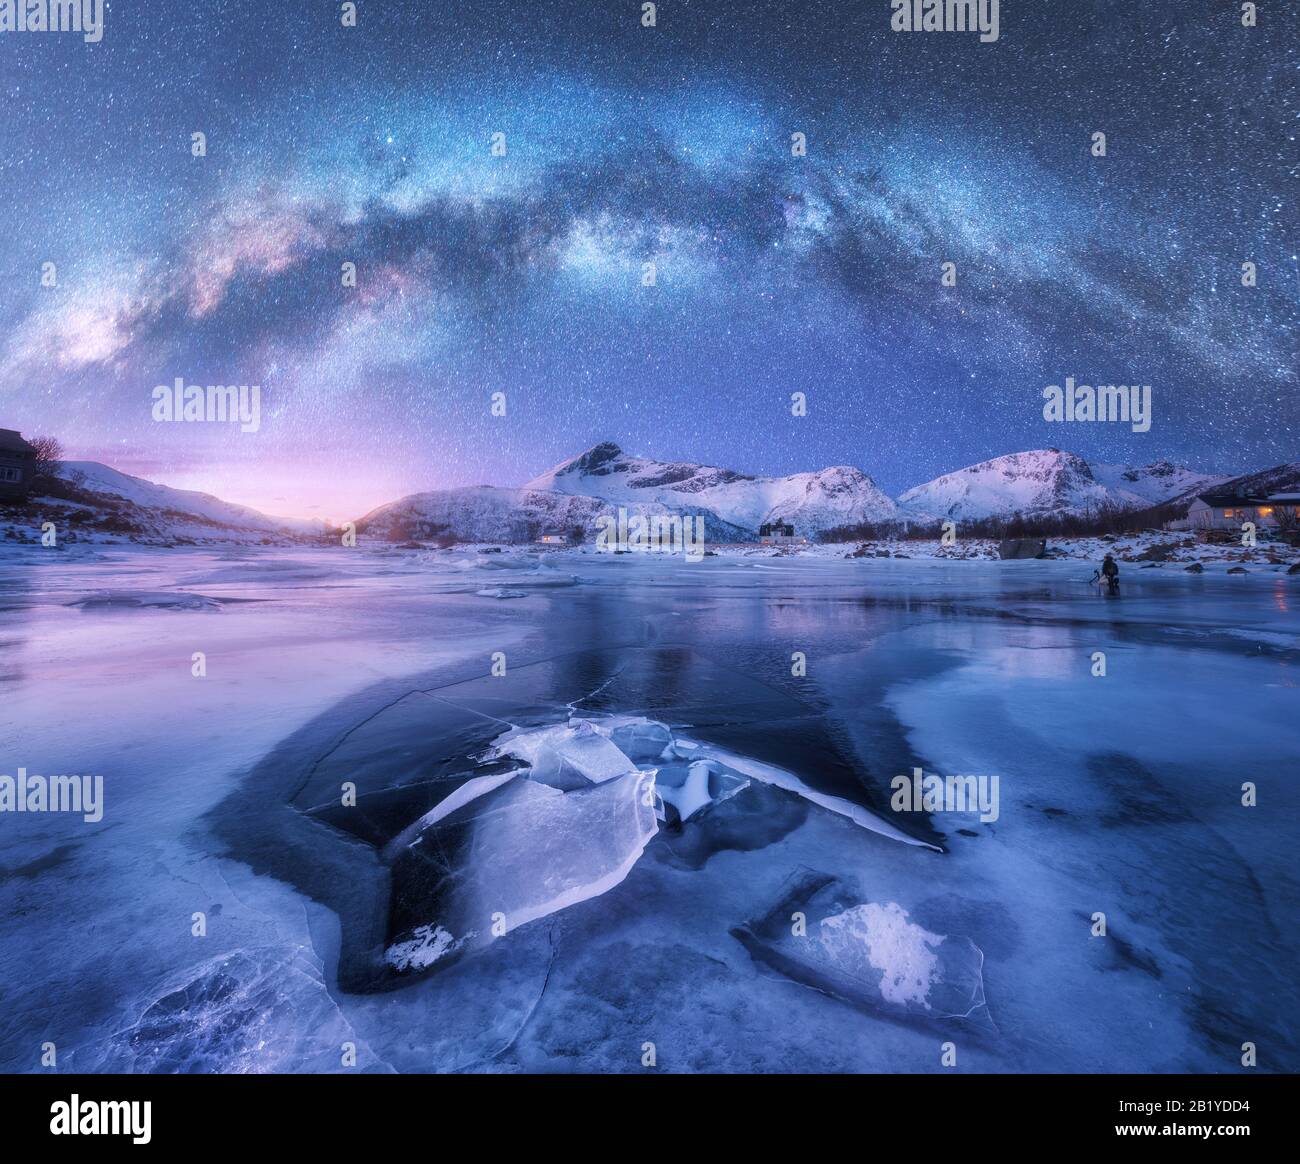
[0,0,1295,520]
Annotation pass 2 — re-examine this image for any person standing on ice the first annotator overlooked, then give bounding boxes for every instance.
[1101,553,1120,594]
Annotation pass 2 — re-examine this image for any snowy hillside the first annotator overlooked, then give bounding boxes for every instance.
[898,449,1222,522]
[1090,459,1226,508]
[525,443,898,534]
[56,462,326,535]
[0,460,330,544]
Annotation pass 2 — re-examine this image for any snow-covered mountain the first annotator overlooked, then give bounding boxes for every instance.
[525,442,898,534]
[357,486,606,543]
[364,444,1228,542]
[1090,459,1228,508]
[355,484,751,543]
[897,449,1223,522]
[53,461,327,537]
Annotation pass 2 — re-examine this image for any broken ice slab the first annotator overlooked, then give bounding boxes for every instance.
[384,768,658,975]
[483,718,638,786]
[380,770,519,861]
[487,714,937,848]
[732,870,994,1032]
[68,589,225,611]
[589,715,674,763]
[677,735,942,851]
[655,758,749,822]
[455,552,540,571]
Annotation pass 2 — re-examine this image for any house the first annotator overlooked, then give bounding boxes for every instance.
[759,521,799,545]
[538,532,567,544]
[1186,491,1300,531]
[0,429,36,500]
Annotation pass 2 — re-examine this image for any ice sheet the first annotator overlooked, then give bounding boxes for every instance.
[4,545,1297,1073]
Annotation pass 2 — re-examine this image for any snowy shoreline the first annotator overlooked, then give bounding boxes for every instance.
[6,526,1298,576]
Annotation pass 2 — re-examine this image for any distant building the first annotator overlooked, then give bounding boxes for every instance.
[538,532,566,544]
[0,429,36,500]
[1186,491,1300,531]
[759,521,799,545]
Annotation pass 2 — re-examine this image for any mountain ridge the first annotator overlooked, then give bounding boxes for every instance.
[357,442,1240,542]
[56,462,327,534]
[896,448,1225,523]
[524,442,899,533]
[9,443,1267,546]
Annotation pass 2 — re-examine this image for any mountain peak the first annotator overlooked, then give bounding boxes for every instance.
[575,441,624,465]
[527,442,625,487]
[900,450,1224,521]
[521,444,896,533]
[572,442,626,468]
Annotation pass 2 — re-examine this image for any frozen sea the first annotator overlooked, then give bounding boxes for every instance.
[1,542,1297,1073]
